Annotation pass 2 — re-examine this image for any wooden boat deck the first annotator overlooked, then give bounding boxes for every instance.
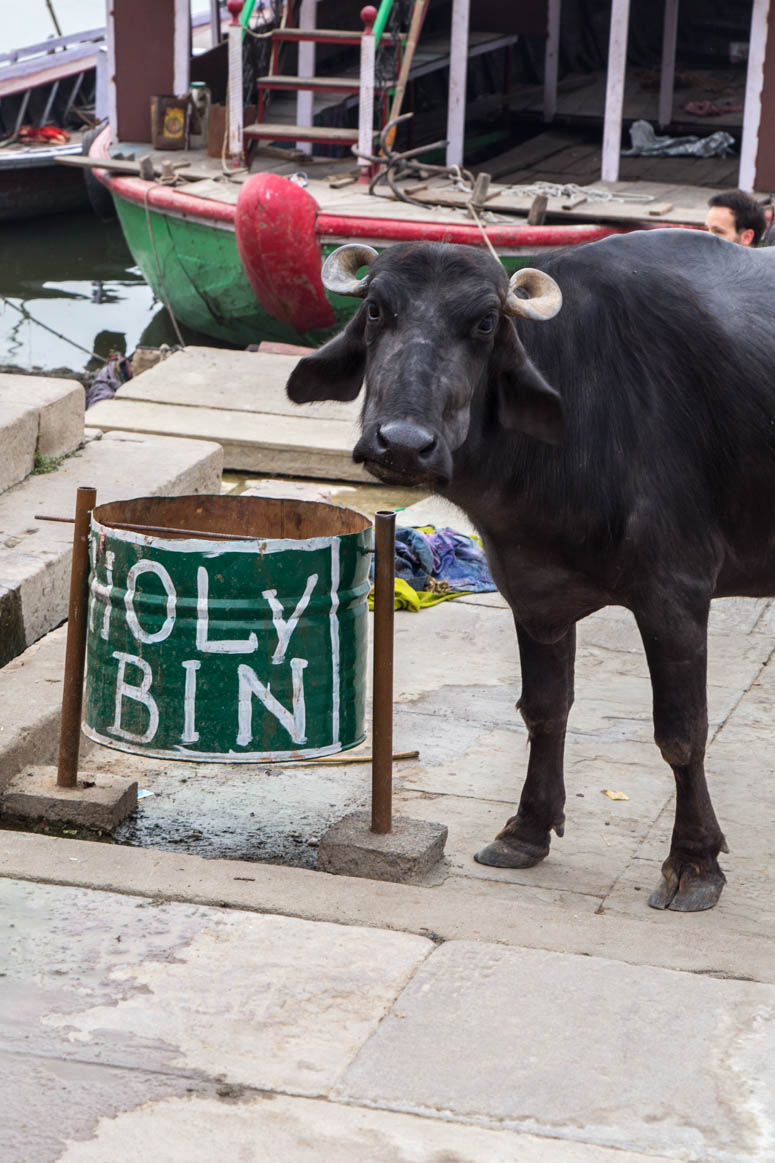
[125,129,738,230]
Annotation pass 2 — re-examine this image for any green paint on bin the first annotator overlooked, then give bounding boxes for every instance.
[83,496,372,761]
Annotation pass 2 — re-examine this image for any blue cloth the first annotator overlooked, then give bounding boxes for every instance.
[372,525,496,594]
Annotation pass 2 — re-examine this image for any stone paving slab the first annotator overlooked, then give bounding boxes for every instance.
[336,940,775,1162]
[56,1092,674,1163]
[0,876,431,1096]
[4,830,775,983]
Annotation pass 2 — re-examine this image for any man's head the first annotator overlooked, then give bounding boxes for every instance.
[705,189,767,246]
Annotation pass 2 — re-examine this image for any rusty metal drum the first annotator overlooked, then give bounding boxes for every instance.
[83,495,372,761]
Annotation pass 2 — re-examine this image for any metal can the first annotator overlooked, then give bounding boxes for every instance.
[83,495,372,761]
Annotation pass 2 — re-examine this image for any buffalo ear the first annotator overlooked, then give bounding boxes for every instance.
[286,308,366,403]
[491,318,564,445]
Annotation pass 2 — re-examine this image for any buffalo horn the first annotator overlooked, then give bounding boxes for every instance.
[321,244,379,297]
[504,268,563,322]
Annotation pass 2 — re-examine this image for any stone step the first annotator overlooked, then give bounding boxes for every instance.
[114,346,360,422]
[0,398,38,494]
[0,374,85,495]
[0,429,222,668]
[87,347,365,480]
[86,397,368,481]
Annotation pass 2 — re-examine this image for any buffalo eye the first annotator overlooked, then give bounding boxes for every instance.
[367,300,381,322]
[476,312,497,336]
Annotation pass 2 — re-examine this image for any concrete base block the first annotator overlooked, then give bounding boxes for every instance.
[318,811,447,883]
[1,766,138,831]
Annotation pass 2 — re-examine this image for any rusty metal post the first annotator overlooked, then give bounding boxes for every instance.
[57,486,97,788]
[372,509,395,833]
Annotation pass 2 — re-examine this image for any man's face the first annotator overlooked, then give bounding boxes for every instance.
[705,205,754,246]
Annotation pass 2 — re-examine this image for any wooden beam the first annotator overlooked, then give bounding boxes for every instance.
[446,0,471,167]
[543,0,561,122]
[658,0,678,129]
[601,0,630,183]
[739,0,770,191]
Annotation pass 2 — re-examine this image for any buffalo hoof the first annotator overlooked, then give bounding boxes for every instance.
[648,860,726,912]
[474,838,548,869]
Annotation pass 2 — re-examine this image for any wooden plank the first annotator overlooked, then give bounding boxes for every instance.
[482,130,579,179]
[244,123,359,142]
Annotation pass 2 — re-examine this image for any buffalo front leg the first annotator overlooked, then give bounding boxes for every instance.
[636,599,728,912]
[476,624,575,869]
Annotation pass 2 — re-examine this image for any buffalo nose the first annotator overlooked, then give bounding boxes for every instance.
[376,421,437,460]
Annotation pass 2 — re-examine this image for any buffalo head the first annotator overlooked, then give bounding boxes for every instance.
[286,242,564,487]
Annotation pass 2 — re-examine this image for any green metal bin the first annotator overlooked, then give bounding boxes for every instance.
[83,495,372,761]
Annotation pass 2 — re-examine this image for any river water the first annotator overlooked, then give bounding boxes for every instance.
[0,211,218,377]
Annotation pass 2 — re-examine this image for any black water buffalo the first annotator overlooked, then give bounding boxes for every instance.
[286,229,775,912]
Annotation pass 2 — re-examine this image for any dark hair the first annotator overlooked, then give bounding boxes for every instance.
[708,189,767,244]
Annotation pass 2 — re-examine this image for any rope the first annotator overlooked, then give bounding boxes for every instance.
[465,201,500,262]
[142,186,186,348]
[498,179,656,205]
[0,294,108,362]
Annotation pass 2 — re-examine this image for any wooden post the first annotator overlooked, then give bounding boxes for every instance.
[658,0,679,129]
[358,6,377,182]
[544,0,561,122]
[446,0,471,167]
[739,0,770,191]
[227,0,244,167]
[297,0,316,156]
[600,0,631,183]
[371,511,395,834]
[57,487,97,789]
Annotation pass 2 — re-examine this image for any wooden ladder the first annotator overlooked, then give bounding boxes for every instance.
[245,4,398,152]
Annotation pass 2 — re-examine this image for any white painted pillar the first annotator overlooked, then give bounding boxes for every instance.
[95,44,108,121]
[297,0,316,156]
[106,2,117,139]
[544,0,561,122]
[739,0,770,191]
[358,6,376,181]
[173,0,191,96]
[228,0,244,165]
[446,0,470,167]
[601,0,630,182]
[658,0,679,128]
[210,0,221,46]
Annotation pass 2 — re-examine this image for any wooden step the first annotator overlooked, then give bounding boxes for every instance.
[272,28,399,45]
[257,74,361,93]
[244,122,359,144]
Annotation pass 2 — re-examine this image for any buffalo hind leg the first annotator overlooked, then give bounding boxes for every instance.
[636,598,728,912]
[476,624,575,869]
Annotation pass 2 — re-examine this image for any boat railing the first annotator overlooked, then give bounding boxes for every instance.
[0,28,106,70]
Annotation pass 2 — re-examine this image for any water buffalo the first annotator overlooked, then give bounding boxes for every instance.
[286,229,775,911]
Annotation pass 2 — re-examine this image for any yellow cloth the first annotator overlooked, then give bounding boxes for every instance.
[368,577,467,612]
